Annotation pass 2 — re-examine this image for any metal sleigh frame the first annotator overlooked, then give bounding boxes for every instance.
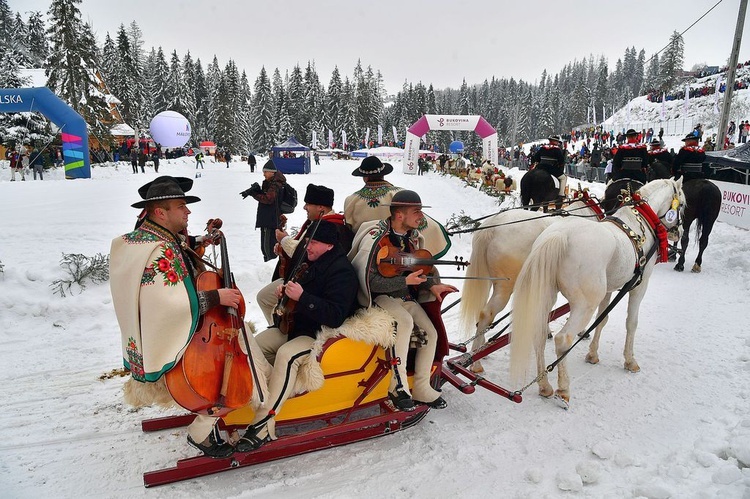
[139,297,569,487]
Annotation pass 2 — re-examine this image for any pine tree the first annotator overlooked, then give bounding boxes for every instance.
[148,47,170,114]
[46,0,112,140]
[251,66,274,153]
[287,64,305,141]
[25,11,48,67]
[325,66,343,135]
[165,50,193,119]
[212,72,234,149]
[205,56,222,140]
[127,21,148,126]
[113,24,142,127]
[237,70,253,152]
[660,31,684,91]
[192,58,210,141]
[644,53,660,93]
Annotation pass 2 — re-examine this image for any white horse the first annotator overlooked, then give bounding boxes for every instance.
[509,178,685,404]
[459,193,604,372]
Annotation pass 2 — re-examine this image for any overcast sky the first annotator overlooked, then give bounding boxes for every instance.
[11,0,750,94]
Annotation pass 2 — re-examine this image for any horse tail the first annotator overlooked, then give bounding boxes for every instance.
[459,228,493,337]
[509,231,566,384]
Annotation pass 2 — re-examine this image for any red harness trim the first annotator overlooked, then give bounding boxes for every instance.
[631,193,669,263]
[578,190,605,220]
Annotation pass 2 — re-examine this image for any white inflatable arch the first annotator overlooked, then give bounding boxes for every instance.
[402,114,498,174]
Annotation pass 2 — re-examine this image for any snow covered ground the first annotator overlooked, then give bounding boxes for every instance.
[0,151,749,498]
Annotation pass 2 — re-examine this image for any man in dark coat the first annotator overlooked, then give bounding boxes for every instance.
[235,221,359,452]
[256,183,354,325]
[611,129,648,184]
[647,138,673,179]
[240,160,286,261]
[247,153,256,172]
[531,135,567,204]
[672,133,708,181]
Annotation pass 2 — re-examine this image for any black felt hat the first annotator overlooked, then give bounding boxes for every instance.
[262,160,277,172]
[650,138,662,146]
[682,133,699,142]
[304,184,334,207]
[382,189,431,208]
[625,129,638,136]
[547,135,562,143]
[132,176,200,209]
[351,156,393,177]
[310,220,339,245]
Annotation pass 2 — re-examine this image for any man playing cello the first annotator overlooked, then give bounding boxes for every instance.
[110,176,242,458]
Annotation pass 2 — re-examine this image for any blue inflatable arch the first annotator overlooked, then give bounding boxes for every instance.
[0,87,90,179]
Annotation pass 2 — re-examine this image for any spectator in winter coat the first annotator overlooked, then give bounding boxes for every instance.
[240,160,286,261]
[30,147,45,180]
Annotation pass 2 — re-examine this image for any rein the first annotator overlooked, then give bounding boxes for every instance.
[447,193,608,236]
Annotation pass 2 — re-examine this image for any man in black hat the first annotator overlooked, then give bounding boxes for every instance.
[236,221,359,452]
[648,137,673,179]
[611,129,649,184]
[531,135,567,207]
[240,160,288,261]
[348,190,458,412]
[110,176,243,458]
[256,183,354,325]
[344,155,452,258]
[672,133,708,181]
[343,156,399,233]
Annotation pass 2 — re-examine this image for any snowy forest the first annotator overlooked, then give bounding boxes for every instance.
[1,0,689,154]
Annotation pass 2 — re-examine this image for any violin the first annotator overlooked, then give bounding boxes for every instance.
[165,226,254,417]
[376,243,469,278]
[273,262,309,334]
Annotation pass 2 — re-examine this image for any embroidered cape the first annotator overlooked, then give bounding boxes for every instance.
[110,220,199,382]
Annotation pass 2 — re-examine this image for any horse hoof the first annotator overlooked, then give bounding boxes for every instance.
[469,362,485,374]
[673,264,684,272]
[624,360,640,373]
[691,264,702,273]
[538,384,554,398]
[585,353,599,364]
[553,392,570,410]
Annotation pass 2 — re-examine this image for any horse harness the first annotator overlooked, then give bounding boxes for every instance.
[602,188,681,283]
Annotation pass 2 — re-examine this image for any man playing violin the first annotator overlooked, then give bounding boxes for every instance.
[110,176,242,458]
[344,156,451,258]
[348,190,458,411]
[236,221,359,452]
[256,184,353,325]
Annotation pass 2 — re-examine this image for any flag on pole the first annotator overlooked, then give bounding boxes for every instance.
[364,127,370,147]
[342,131,347,148]
[714,76,722,114]
[392,126,398,144]
[311,130,318,149]
[683,84,690,114]
[377,125,383,144]
[328,129,333,148]
[592,105,597,125]
[660,92,666,121]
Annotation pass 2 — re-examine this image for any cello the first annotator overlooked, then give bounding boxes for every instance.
[165,222,255,417]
